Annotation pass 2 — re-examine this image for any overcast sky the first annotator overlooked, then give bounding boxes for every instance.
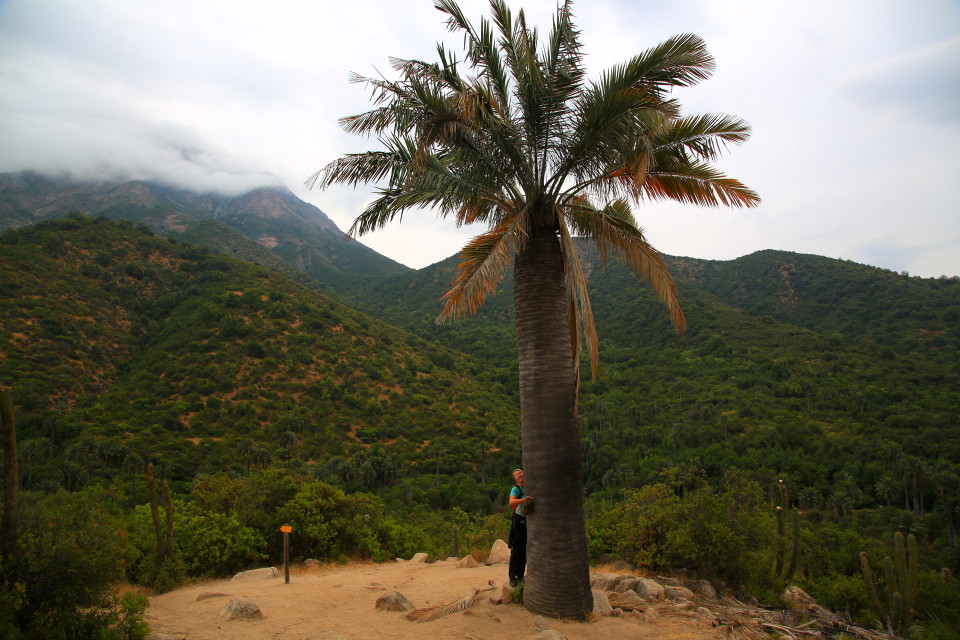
[1,0,958,277]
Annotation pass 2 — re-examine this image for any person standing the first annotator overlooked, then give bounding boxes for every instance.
[508,468,533,588]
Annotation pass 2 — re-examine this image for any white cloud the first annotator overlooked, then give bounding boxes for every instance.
[1,0,958,276]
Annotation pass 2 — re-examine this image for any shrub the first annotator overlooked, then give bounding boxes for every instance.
[275,482,394,562]
[587,473,776,589]
[125,500,267,582]
[2,488,145,639]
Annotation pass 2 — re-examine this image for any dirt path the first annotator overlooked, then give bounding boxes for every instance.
[145,558,720,639]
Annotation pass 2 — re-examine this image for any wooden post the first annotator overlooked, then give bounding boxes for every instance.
[280,524,292,584]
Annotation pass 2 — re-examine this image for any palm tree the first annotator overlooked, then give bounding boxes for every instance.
[19,437,51,489]
[310,0,758,618]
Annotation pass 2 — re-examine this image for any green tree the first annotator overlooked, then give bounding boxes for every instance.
[310,0,758,618]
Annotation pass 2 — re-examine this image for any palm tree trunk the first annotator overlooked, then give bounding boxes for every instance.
[514,228,593,619]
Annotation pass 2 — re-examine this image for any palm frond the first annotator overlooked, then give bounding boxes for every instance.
[558,217,598,382]
[641,160,760,208]
[562,198,685,335]
[654,113,753,161]
[405,580,497,622]
[437,213,525,321]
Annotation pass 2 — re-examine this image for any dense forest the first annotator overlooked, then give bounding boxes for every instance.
[1,204,958,637]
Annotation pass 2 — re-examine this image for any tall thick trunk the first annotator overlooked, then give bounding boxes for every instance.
[514,228,592,619]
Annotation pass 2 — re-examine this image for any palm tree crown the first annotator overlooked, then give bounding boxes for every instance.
[310,0,759,618]
[309,0,758,378]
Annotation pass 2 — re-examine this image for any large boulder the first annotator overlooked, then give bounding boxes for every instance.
[486,539,510,565]
[218,597,263,620]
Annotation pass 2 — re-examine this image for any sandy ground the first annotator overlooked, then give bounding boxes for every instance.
[145,558,720,640]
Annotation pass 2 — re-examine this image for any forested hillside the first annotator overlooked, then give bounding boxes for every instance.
[0,215,519,503]
[1,190,958,637]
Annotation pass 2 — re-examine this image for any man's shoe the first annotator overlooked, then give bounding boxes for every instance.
[509,579,518,588]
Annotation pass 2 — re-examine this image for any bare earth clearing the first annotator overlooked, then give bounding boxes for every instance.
[145,558,717,640]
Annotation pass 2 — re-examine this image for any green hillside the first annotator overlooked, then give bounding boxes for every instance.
[0,215,519,504]
[1,189,959,637]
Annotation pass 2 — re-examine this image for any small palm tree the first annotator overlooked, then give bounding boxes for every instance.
[310,0,758,617]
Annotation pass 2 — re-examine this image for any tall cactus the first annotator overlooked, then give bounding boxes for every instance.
[859,531,919,634]
[146,463,174,563]
[162,477,174,561]
[774,480,801,581]
[1,386,19,563]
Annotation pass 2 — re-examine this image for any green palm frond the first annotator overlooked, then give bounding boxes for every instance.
[654,112,753,162]
[312,0,758,377]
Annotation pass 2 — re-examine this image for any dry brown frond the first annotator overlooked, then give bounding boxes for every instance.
[405,580,497,623]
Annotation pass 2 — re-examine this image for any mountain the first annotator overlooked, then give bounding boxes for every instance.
[0,171,410,289]
[2,173,958,501]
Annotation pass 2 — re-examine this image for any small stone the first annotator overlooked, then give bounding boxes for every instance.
[218,597,263,620]
[529,615,551,632]
[532,630,567,640]
[375,591,414,611]
[230,567,279,581]
[306,632,349,640]
[783,586,816,611]
[592,588,613,616]
[487,539,510,564]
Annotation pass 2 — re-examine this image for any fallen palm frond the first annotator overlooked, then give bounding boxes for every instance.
[406,580,497,623]
[683,594,900,640]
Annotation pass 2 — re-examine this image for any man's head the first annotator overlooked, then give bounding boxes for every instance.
[512,469,524,484]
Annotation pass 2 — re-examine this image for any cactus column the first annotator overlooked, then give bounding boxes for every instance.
[1,386,19,563]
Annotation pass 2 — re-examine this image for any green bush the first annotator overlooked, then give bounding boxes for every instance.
[2,488,145,639]
[587,473,776,589]
[125,501,266,580]
[800,572,878,627]
[275,482,394,562]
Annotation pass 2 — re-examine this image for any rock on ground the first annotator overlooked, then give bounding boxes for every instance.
[230,567,279,581]
[375,591,414,611]
[218,597,263,620]
[487,539,510,564]
[592,589,613,616]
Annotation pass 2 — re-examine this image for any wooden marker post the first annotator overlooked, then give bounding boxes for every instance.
[280,524,292,584]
